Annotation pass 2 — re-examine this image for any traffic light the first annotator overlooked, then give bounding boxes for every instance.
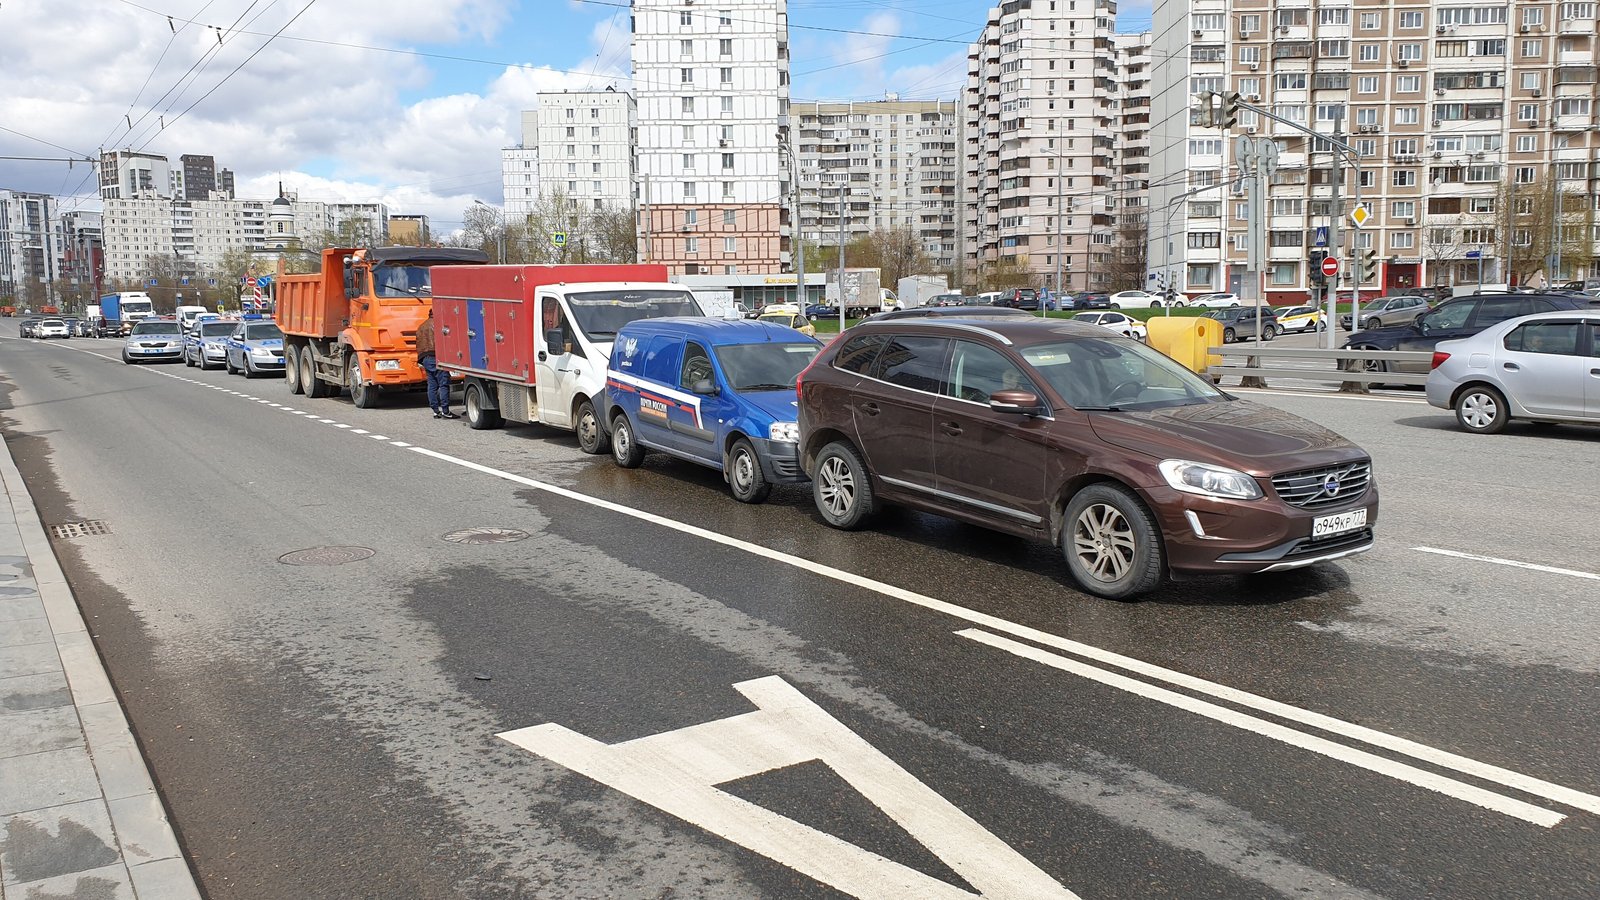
[1217,91,1242,129]
[1309,248,1329,283]
[1191,92,1215,128]
[1355,247,1378,283]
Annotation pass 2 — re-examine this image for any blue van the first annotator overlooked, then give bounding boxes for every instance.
[605,319,821,503]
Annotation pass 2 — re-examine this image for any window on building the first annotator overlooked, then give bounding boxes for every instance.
[1270,264,1298,285]
[685,209,698,225]
[1356,76,1378,94]
[721,96,734,113]
[1560,3,1595,20]
[681,68,693,83]
[723,237,736,253]
[1187,232,1221,249]
[719,38,732,55]
[1398,44,1422,61]
[685,236,699,253]
[566,108,575,119]
[682,97,695,114]
[680,39,693,56]
[723,209,736,225]
[1239,46,1261,64]
[718,10,732,26]
[1517,135,1538,153]
[1399,11,1424,28]
[1319,40,1349,58]
[1392,200,1417,218]
[722,181,735,198]
[1522,39,1543,58]
[1397,75,1421,92]
[1360,12,1381,30]
[722,153,734,169]
[682,153,696,169]
[1239,14,1261,34]
[683,181,696,197]
[1393,170,1418,187]
[1396,107,1420,125]
[1187,264,1216,288]
[1518,103,1539,122]
[720,67,733,84]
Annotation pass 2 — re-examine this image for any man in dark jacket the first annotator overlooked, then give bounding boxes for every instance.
[416,308,456,418]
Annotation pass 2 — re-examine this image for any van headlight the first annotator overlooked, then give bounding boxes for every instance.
[768,422,800,444]
[1158,460,1262,500]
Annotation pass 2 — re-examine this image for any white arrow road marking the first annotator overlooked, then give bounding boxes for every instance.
[500,676,1079,900]
[957,629,1564,828]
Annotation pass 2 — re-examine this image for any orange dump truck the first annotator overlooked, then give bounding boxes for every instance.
[275,246,488,407]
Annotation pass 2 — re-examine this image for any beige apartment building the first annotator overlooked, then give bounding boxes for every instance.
[962,1,1151,294]
[1150,0,1600,302]
[794,99,960,270]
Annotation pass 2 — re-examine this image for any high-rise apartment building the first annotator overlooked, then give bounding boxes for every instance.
[794,99,959,270]
[389,214,430,245]
[179,154,219,200]
[0,191,62,304]
[1149,0,1600,300]
[962,0,1128,293]
[632,0,790,275]
[536,89,636,213]
[98,150,173,200]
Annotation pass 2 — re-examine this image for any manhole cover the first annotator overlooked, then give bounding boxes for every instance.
[278,546,376,566]
[49,521,112,539]
[442,527,531,545]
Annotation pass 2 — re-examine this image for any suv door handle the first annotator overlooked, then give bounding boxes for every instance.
[858,401,880,416]
[940,421,963,436]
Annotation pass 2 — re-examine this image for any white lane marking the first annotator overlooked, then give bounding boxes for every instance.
[369,434,389,441]
[333,424,351,429]
[390,441,410,447]
[351,429,369,435]
[407,444,1600,822]
[957,630,1562,828]
[1231,388,1427,406]
[317,418,335,423]
[1413,547,1599,582]
[501,676,1080,899]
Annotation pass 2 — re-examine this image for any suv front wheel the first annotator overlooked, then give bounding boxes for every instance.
[813,441,875,529]
[1062,484,1164,600]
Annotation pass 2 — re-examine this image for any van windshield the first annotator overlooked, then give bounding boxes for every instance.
[565,290,703,339]
[1019,337,1226,411]
[373,264,430,298]
[714,342,819,391]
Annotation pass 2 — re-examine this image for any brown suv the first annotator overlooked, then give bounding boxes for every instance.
[795,319,1378,599]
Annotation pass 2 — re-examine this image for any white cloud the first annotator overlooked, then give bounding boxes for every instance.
[0,0,624,227]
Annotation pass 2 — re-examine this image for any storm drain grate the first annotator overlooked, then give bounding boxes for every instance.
[49,520,112,539]
[442,527,531,545]
[278,546,376,566]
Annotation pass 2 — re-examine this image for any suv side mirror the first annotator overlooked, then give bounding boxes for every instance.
[691,378,719,396]
[989,390,1044,416]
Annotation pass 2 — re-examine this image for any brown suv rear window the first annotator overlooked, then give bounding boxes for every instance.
[834,333,887,374]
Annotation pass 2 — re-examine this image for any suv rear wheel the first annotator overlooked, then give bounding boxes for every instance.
[813,441,875,529]
[1062,484,1163,600]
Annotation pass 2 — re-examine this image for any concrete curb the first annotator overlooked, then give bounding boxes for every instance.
[0,430,203,900]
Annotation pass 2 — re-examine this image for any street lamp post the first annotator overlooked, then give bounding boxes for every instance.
[473,199,506,264]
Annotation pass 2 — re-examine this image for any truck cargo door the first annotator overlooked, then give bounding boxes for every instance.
[467,301,489,369]
[535,295,576,428]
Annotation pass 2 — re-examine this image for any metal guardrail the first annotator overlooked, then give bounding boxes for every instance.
[1205,346,1434,392]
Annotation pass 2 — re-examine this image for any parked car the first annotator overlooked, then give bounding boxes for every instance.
[1190,293,1240,308]
[1339,295,1431,331]
[185,320,238,370]
[796,318,1378,599]
[1107,290,1166,309]
[1204,306,1280,342]
[993,288,1041,310]
[607,319,821,503]
[923,293,966,308]
[35,318,70,339]
[58,316,80,338]
[18,317,42,338]
[804,303,838,320]
[1345,292,1597,376]
[757,310,818,337]
[1072,311,1148,341]
[1426,310,1600,433]
[1274,305,1326,333]
[122,319,185,363]
[1067,292,1112,310]
[224,320,287,376]
[867,306,1033,322]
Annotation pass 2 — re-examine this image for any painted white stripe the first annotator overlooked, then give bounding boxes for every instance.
[403,445,1600,821]
[369,435,389,441]
[390,441,410,447]
[1413,547,1599,582]
[350,429,369,434]
[1231,388,1427,406]
[333,423,351,429]
[956,629,1562,827]
[291,411,309,416]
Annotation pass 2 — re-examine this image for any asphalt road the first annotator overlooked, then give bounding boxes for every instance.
[2,322,1596,900]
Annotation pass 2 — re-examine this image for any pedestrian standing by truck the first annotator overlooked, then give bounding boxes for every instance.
[415,309,456,419]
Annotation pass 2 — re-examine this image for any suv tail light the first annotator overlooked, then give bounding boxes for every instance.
[1430,351,1450,370]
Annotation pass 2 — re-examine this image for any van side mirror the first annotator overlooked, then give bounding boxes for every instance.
[989,390,1044,416]
[546,327,565,355]
[691,378,720,396]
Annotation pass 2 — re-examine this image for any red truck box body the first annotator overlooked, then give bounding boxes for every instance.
[431,264,669,385]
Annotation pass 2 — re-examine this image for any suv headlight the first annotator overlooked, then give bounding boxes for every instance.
[1158,460,1262,501]
[768,422,800,444]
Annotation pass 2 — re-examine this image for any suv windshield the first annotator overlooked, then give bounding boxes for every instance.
[565,290,703,338]
[244,323,283,341]
[200,322,235,336]
[714,342,819,391]
[131,321,180,335]
[373,264,431,298]
[1020,337,1226,411]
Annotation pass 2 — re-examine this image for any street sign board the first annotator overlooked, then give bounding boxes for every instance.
[551,231,568,248]
[1349,206,1371,228]
[1465,250,1482,259]
[207,278,217,287]
[147,278,158,287]
[1313,226,1329,247]
[180,277,190,286]
[245,276,257,287]
[1321,257,1341,278]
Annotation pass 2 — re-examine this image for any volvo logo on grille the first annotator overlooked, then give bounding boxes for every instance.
[1322,475,1342,496]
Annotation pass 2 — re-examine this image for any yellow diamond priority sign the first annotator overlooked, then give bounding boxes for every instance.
[1349,206,1371,228]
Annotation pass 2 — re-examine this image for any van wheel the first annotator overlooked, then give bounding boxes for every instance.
[727,438,772,504]
[303,347,331,398]
[1455,384,1509,434]
[813,441,874,529]
[346,353,379,408]
[465,382,502,430]
[610,414,645,468]
[1062,484,1163,600]
[574,399,608,454]
[285,347,303,394]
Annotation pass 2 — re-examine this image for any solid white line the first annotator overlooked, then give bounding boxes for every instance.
[1413,547,1599,582]
[402,444,1600,821]
[956,629,1562,828]
[1231,387,1427,406]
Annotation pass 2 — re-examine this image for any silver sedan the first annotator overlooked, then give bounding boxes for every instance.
[1426,310,1600,433]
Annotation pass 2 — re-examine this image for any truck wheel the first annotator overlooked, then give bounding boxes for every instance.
[285,347,303,394]
[303,347,331,398]
[727,438,772,504]
[574,399,609,455]
[346,353,379,408]
[464,382,502,430]
[610,413,645,468]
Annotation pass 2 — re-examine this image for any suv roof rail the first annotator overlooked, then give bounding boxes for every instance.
[866,319,1015,345]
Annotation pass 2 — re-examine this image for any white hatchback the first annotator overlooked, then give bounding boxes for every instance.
[35,318,69,338]
[1107,290,1172,309]
[1190,293,1241,308]
[1072,311,1148,341]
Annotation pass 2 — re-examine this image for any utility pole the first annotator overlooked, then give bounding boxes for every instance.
[789,136,806,312]
[1548,163,1563,286]
[1327,125,1342,350]
[640,173,651,263]
[836,184,847,332]
[1054,163,1063,302]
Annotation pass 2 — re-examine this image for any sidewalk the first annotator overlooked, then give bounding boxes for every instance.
[0,434,201,899]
